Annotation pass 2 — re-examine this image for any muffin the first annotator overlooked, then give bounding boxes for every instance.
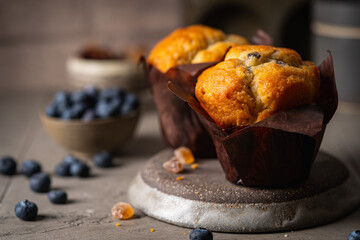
[145,25,249,157]
[147,25,248,73]
[195,45,320,129]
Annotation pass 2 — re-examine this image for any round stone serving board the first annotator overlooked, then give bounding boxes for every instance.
[128,149,360,233]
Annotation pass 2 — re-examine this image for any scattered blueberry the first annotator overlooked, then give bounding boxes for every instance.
[62,155,80,165]
[29,172,51,193]
[20,160,42,177]
[14,200,38,221]
[93,151,113,168]
[189,228,213,240]
[48,190,67,204]
[348,230,360,240]
[55,162,71,177]
[0,156,17,176]
[70,161,90,177]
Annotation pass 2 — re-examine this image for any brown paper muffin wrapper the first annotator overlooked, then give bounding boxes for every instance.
[145,59,217,158]
[168,52,337,187]
[144,30,272,158]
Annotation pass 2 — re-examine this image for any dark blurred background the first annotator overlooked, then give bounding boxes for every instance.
[0,0,359,103]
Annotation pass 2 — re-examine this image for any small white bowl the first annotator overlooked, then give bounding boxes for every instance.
[67,57,147,90]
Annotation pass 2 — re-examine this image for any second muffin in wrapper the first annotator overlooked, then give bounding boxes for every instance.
[168,52,337,188]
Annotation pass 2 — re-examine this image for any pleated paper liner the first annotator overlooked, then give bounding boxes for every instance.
[168,52,337,188]
[144,30,272,158]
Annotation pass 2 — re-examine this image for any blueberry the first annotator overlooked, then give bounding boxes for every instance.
[95,100,115,118]
[93,151,113,168]
[71,90,88,103]
[247,52,261,58]
[70,103,88,119]
[29,172,51,193]
[55,162,71,177]
[189,228,213,240]
[119,93,139,116]
[82,109,96,122]
[54,91,70,105]
[348,230,360,240]
[20,160,42,177]
[99,88,124,101]
[14,200,38,221]
[60,108,73,120]
[70,162,90,177]
[48,190,67,204]
[45,102,58,117]
[63,155,80,165]
[83,86,99,102]
[0,156,17,175]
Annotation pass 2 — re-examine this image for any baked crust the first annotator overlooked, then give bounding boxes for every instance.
[195,45,320,129]
[147,25,248,73]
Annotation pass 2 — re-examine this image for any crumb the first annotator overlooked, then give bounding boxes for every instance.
[191,163,198,169]
[195,191,199,194]
[116,223,121,227]
[176,176,184,181]
[284,234,289,237]
[150,228,155,232]
[184,232,187,235]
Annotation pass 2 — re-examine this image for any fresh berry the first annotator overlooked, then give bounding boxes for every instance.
[0,156,17,175]
[14,200,38,221]
[82,109,96,122]
[20,160,42,177]
[93,151,113,168]
[83,86,99,102]
[45,102,58,117]
[60,108,73,120]
[62,155,80,165]
[29,172,51,192]
[119,93,139,115]
[70,103,88,118]
[70,162,90,177]
[189,228,213,240]
[55,162,71,177]
[348,230,360,240]
[54,91,70,105]
[99,88,124,101]
[48,190,67,204]
[71,90,88,103]
[95,99,119,118]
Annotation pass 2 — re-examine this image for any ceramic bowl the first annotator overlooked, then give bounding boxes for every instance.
[40,109,140,156]
[66,57,147,90]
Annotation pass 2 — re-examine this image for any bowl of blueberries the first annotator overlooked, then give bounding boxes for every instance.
[40,86,140,155]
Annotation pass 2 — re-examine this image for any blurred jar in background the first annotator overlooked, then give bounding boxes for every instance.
[311,0,360,104]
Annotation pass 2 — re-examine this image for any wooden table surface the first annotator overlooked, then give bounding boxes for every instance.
[0,91,359,240]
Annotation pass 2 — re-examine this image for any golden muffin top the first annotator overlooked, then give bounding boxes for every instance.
[147,25,248,73]
[195,45,320,129]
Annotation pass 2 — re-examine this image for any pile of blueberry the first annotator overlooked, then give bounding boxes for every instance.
[45,87,139,121]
